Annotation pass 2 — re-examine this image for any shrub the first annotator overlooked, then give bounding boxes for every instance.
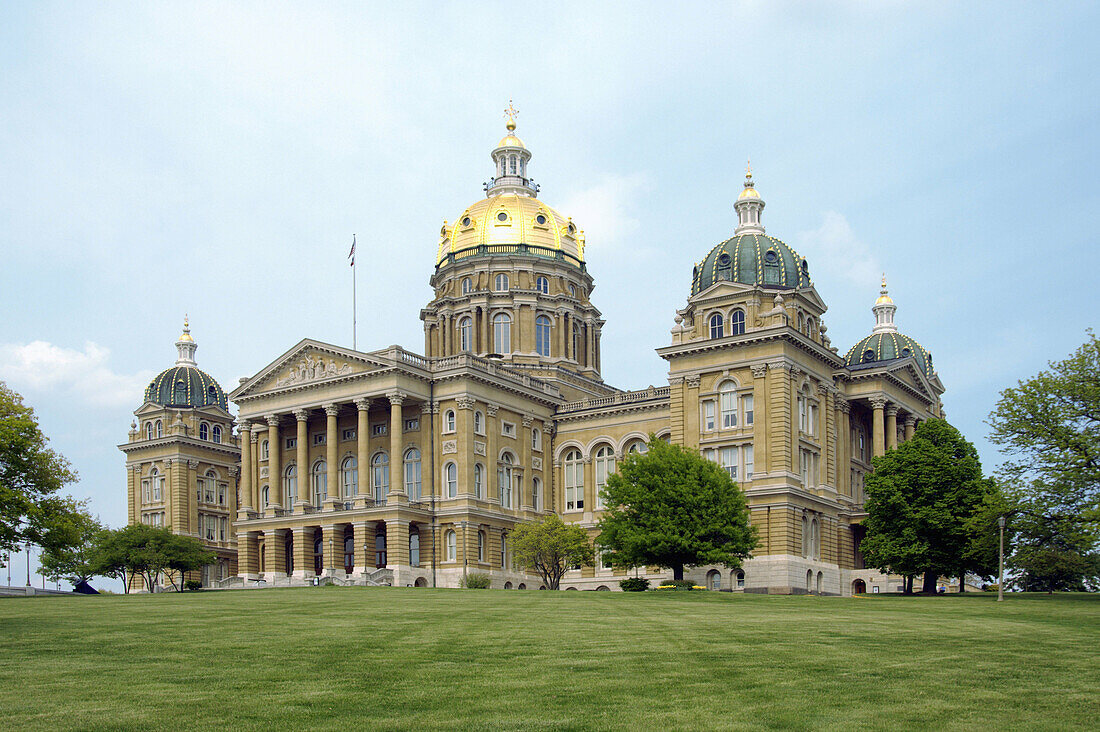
[184,580,203,591]
[619,577,650,592]
[660,579,696,589]
[462,573,491,589]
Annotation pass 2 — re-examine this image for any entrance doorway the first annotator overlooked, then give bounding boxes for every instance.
[375,527,387,567]
[853,579,866,594]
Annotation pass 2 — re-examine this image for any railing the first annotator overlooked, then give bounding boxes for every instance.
[558,385,671,413]
[437,243,586,271]
[427,352,559,397]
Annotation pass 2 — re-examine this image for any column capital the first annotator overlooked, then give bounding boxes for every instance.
[265,414,281,427]
[522,415,534,428]
[685,375,701,389]
[835,396,851,414]
[354,397,372,411]
[187,459,200,469]
[750,364,769,379]
[869,396,889,410]
[903,414,917,426]
[766,360,790,374]
[486,404,499,417]
[387,391,406,406]
[131,464,143,473]
[324,403,340,417]
[456,396,476,410]
[668,376,684,386]
[228,466,240,477]
[293,408,310,421]
[422,402,437,415]
[236,418,251,432]
[885,405,899,417]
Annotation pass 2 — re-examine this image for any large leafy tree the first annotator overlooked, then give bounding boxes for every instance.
[92,525,215,592]
[0,382,78,556]
[37,498,104,586]
[596,437,756,581]
[861,419,995,593]
[510,514,594,590]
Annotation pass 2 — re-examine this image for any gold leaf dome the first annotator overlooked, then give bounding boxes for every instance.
[497,133,526,149]
[437,194,585,267]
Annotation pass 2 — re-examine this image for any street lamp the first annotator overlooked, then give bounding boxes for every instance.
[997,515,1006,602]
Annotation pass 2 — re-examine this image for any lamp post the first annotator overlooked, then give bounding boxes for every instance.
[997,515,1006,602]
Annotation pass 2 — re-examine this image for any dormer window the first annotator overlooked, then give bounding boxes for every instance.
[174,380,187,404]
[199,422,209,441]
[730,309,746,335]
[497,211,509,222]
[717,253,732,280]
[462,216,472,227]
[709,313,724,339]
[535,214,548,225]
[863,349,876,363]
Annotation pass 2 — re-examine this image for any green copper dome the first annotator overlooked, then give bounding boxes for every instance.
[691,233,811,296]
[844,332,934,377]
[144,366,228,411]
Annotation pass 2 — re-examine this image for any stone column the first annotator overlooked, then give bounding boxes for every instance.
[129,465,141,526]
[264,529,287,581]
[870,396,887,459]
[238,420,253,514]
[355,398,371,505]
[187,460,199,538]
[594,325,602,372]
[441,313,450,355]
[513,304,521,354]
[751,364,768,475]
[237,531,260,580]
[885,405,899,451]
[480,306,489,356]
[836,398,851,497]
[294,409,309,509]
[521,415,534,510]
[557,312,566,359]
[684,375,701,451]
[387,519,410,571]
[387,392,407,503]
[266,416,282,510]
[352,520,372,576]
[321,524,341,577]
[582,455,594,515]
[325,404,339,504]
[422,403,436,499]
[790,368,802,475]
[456,397,475,496]
[486,405,499,502]
[586,320,595,369]
[250,426,262,509]
[292,526,314,579]
[903,415,916,441]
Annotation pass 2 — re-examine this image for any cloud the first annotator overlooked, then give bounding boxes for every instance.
[0,341,154,408]
[557,173,653,254]
[795,211,880,286]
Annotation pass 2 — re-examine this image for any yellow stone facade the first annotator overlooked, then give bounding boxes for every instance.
[124,121,945,595]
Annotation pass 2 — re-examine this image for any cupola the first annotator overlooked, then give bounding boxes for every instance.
[734,162,765,235]
[486,100,536,197]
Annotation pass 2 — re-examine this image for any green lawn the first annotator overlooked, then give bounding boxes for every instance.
[1,589,1097,731]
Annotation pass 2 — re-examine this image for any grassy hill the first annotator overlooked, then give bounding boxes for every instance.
[1,588,1097,730]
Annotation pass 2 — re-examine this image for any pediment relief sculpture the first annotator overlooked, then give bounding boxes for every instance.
[275,353,354,388]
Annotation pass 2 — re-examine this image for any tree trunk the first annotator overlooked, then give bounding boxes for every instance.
[903,575,913,595]
[672,565,684,581]
[922,570,937,594]
[958,571,965,593]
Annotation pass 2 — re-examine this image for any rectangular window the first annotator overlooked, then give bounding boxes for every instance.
[501,421,516,438]
[744,445,754,481]
[404,418,419,432]
[342,428,356,441]
[220,517,227,541]
[153,476,164,502]
[742,394,754,426]
[286,437,297,449]
[371,423,387,436]
[218,483,227,506]
[702,400,715,431]
[808,404,818,437]
[720,446,738,480]
[721,391,737,428]
[205,484,215,504]
[142,479,151,503]
[799,398,807,433]
[800,449,810,487]
[313,433,326,446]
[703,448,716,463]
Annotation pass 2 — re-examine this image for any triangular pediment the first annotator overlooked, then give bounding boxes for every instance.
[230,339,391,400]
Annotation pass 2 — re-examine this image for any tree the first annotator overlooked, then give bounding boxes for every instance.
[92,525,214,592]
[0,382,78,556]
[510,514,594,590]
[37,498,104,586]
[596,437,756,581]
[861,419,992,593]
[1008,487,1100,593]
[988,332,1100,523]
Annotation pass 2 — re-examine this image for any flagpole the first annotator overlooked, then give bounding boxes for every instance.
[352,234,357,350]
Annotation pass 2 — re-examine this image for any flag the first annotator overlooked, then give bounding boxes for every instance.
[348,235,356,267]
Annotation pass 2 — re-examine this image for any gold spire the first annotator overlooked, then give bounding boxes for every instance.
[504,99,518,132]
[738,158,760,200]
[178,314,194,342]
[876,273,894,305]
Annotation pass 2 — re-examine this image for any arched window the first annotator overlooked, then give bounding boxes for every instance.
[572,322,582,360]
[494,273,509,292]
[568,284,577,298]
[735,570,745,589]
[802,514,810,559]
[709,313,724,339]
[594,445,615,509]
[477,530,486,562]
[444,462,457,498]
[211,425,222,444]
[312,460,327,505]
[473,463,484,499]
[260,439,269,459]
[341,456,357,499]
[535,276,549,294]
[461,277,472,295]
[444,410,456,432]
[708,570,721,590]
[371,453,388,502]
[149,467,164,501]
[720,382,738,428]
[284,464,297,506]
[403,448,421,500]
[564,449,583,510]
[473,411,483,434]
[626,439,648,454]
[797,312,805,334]
[535,315,552,356]
[499,453,514,508]
[817,571,824,594]
[144,422,153,440]
[409,528,420,567]
[261,485,269,508]
[493,313,511,353]
[730,309,746,335]
[532,427,542,451]
[532,477,541,512]
[811,518,820,560]
[763,250,780,285]
[806,570,813,592]
[445,529,456,561]
[863,349,876,363]
[458,317,472,352]
[199,422,209,441]
[155,420,163,438]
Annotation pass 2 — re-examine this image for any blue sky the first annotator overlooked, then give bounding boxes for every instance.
[2,2,1098,580]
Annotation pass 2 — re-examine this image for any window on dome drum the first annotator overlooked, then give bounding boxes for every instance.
[493,313,511,353]
[495,273,509,291]
[863,349,875,363]
[341,457,357,499]
[311,460,327,505]
[535,214,547,225]
[371,423,386,437]
[371,453,388,502]
[313,433,326,446]
[763,250,780,285]
[403,448,422,500]
[212,425,222,443]
[568,284,576,298]
[459,317,472,352]
[343,428,356,441]
[445,462,458,498]
[199,422,209,441]
[474,462,484,499]
[709,313,724,339]
[404,418,418,432]
[444,410,455,432]
[720,383,738,428]
[594,446,615,509]
[461,277,472,295]
[564,449,584,510]
[535,315,552,356]
[572,322,581,360]
[532,478,540,511]
[284,465,297,505]
[509,156,517,175]
[536,276,549,294]
[445,529,456,561]
[499,453,514,508]
[285,437,297,449]
[730,309,746,335]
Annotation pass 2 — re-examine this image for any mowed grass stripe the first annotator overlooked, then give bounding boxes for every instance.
[0,589,1096,730]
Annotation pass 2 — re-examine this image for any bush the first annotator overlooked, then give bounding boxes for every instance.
[462,573,491,589]
[659,579,696,589]
[184,580,203,591]
[619,577,650,592]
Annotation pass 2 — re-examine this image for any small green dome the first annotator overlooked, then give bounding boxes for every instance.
[144,366,228,411]
[692,233,811,296]
[844,332,934,377]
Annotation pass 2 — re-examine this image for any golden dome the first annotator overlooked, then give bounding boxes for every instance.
[876,274,893,305]
[497,133,526,149]
[178,315,194,342]
[738,186,760,200]
[437,194,584,265]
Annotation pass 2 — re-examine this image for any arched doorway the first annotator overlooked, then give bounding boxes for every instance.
[375,527,387,568]
[409,527,420,567]
[285,535,294,575]
[313,533,323,576]
[817,572,824,594]
[806,570,813,593]
[707,570,721,590]
[414,577,428,587]
[343,531,354,575]
[852,579,866,595]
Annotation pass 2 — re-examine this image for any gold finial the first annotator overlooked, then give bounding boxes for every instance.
[876,273,893,305]
[179,314,194,342]
[881,273,887,290]
[746,158,752,179]
[504,99,518,132]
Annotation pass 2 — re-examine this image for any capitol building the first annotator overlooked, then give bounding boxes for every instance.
[120,115,945,595]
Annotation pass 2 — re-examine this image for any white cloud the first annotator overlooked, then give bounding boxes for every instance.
[0,341,154,408]
[557,173,653,254]
[795,211,880,286]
